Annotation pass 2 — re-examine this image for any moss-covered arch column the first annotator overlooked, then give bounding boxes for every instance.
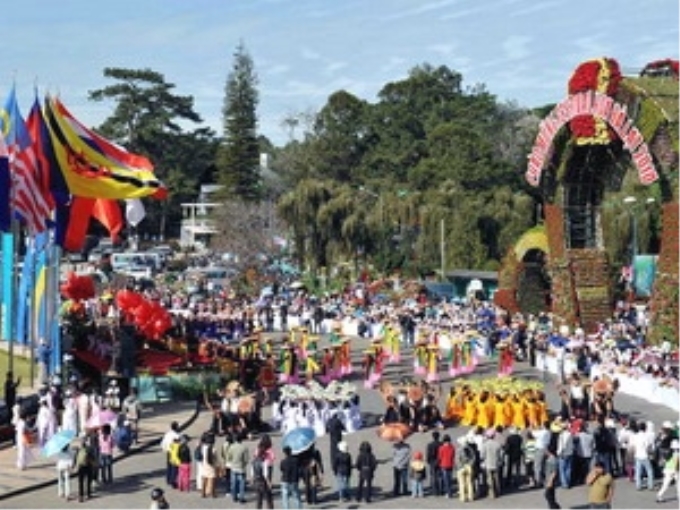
[647,202,679,344]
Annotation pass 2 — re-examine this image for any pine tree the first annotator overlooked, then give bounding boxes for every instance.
[216,41,261,202]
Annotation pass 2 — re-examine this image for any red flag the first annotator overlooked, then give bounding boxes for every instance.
[92,199,123,243]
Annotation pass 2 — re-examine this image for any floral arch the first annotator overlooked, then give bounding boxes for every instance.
[496,57,678,340]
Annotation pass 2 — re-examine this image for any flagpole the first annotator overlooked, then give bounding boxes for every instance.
[27,235,35,388]
[8,178,20,375]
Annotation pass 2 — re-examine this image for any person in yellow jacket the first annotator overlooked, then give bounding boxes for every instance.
[168,436,181,489]
[384,323,401,363]
[305,350,320,383]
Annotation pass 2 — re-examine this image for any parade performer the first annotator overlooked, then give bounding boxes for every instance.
[307,334,320,354]
[362,348,376,389]
[339,337,352,377]
[261,338,273,358]
[492,391,510,429]
[320,347,335,385]
[383,322,401,363]
[426,344,440,383]
[497,340,514,377]
[299,328,310,358]
[331,343,343,381]
[465,330,482,369]
[460,336,474,375]
[279,342,298,384]
[510,392,528,430]
[413,339,428,377]
[304,349,320,383]
[372,339,386,384]
[329,325,342,345]
[449,337,462,378]
[257,354,277,403]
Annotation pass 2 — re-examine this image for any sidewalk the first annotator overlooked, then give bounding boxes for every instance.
[0,400,199,500]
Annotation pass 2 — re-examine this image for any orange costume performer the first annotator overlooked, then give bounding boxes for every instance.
[450,378,545,431]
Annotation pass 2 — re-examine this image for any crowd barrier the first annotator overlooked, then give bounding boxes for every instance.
[536,352,679,412]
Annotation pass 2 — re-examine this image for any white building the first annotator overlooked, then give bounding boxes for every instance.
[179,184,222,249]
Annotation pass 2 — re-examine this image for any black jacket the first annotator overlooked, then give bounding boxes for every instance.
[280,455,300,484]
[334,451,353,477]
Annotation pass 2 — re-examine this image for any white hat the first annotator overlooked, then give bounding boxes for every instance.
[337,441,347,453]
[662,420,673,429]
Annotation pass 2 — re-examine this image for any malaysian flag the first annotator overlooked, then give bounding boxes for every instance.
[1,88,52,234]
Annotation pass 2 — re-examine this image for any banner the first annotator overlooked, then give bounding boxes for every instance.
[633,254,658,298]
[1,232,14,341]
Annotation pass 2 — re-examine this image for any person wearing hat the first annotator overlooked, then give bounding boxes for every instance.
[656,420,677,476]
[409,450,427,498]
[656,439,680,503]
[425,343,440,383]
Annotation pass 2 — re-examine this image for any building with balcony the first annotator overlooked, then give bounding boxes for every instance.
[180,184,222,249]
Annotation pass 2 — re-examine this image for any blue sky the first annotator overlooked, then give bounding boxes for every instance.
[5,0,678,147]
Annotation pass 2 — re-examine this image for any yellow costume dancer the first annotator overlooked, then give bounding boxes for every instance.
[279,342,298,384]
[305,350,320,382]
[492,394,508,429]
[444,385,465,422]
[299,328,310,357]
[384,324,401,362]
[413,340,428,376]
[426,344,440,383]
[510,393,528,430]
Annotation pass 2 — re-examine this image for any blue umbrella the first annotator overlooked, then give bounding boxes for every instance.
[282,427,316,455]
[42,429,76,458]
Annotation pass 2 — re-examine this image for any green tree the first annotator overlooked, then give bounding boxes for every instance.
[216,41,261,202]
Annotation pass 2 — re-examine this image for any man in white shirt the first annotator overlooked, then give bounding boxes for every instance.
[557,426,574,488]
[533,423,551,487]
[631,422,654,491]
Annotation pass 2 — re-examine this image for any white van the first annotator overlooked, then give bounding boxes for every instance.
[111,252,160,273]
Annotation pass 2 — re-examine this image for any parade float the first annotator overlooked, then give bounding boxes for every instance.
[496,57,679,341]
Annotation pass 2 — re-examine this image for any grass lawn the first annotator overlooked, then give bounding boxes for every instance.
[0,350,40,397]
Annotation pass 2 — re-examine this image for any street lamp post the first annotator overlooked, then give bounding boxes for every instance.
[623,196,637,264]
[622,196,656,300]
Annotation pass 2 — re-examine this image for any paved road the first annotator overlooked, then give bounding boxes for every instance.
[1,335,678,509]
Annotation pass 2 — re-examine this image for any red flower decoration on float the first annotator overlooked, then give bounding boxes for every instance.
[567,57,622,145]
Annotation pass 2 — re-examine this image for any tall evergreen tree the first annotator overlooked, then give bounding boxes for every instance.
[216,41,261,201]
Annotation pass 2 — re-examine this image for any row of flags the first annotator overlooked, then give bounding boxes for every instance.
[0,87,167,373]
[0,87,166,250]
